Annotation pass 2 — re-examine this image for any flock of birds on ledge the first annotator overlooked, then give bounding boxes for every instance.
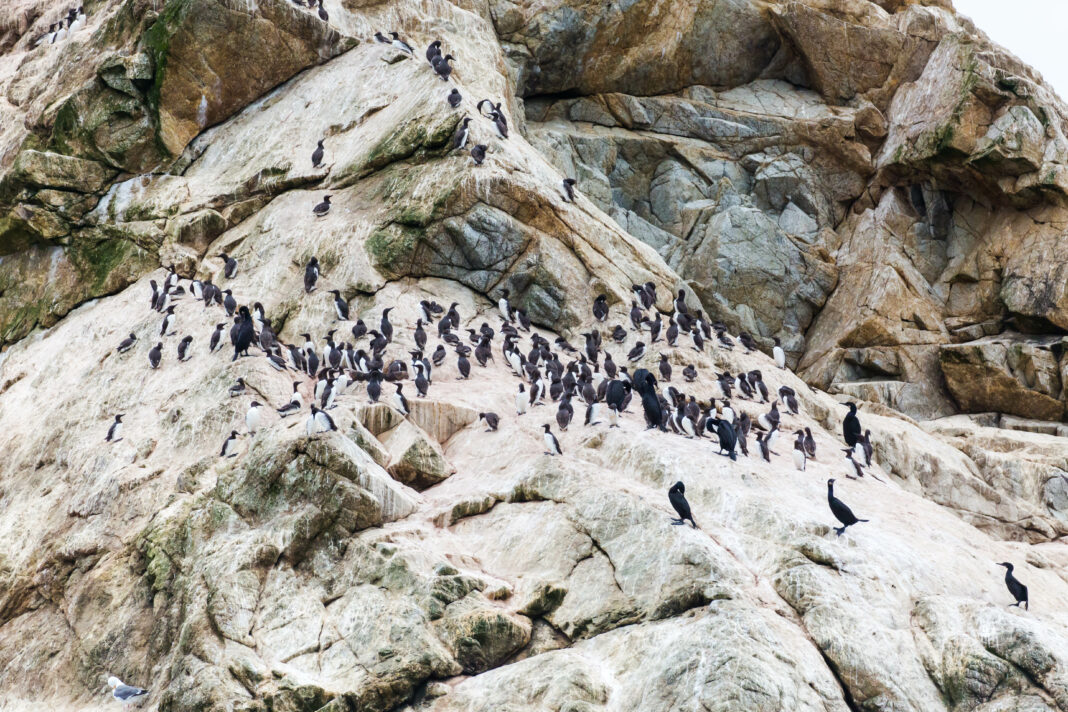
[31,6,86,46]
[24,4,1029,706]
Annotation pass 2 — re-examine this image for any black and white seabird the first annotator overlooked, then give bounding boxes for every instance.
[389,32,413,54]
[304,256,320,293]
[433,54,454,81]
[277,382,303,417]
[470,144,487,165]
[542,424,563,456]
[452,117,471,150]
[491,110,508,139]
[626,341,646,362]
[220,430,240,457]
[306,405,337,435]
[515,383,528,415]
[208,323,225,352]
[773,337,786,369]
[561,177,577,202]
[479,412,499,432]
[668,481,697,528]
[329,290,349,321]
[116,332,137,353]
[374,31,391,44]
[317,0,328,22]
[393,383,410,416]
[177,335,193,361]
[827,478,868,536]
[160,305,176,336]
[313,195,332,217]
[245,401,263,434]
[997,562,1029,610]
[106,414,124,443]
[311,139,325,168]
[148,342,162,369]
[592,294,608,322]
[793,432,807,471]
[447,88,462,108]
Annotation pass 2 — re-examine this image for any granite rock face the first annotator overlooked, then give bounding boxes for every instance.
[2,0,1068,711]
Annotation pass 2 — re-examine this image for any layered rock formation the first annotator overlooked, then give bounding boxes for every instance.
[1,0,1068,710]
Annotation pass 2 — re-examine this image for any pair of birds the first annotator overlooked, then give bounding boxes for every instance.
[292,0,328,21]
[422,39,455,81]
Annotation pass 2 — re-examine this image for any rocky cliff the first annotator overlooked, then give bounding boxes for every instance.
[1,0,1068,710]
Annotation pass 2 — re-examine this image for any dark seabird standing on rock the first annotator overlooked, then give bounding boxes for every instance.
[313,195,331,216]
[542,424,563,456]
[209,323,225,352]
[479,412,499,431]
[177,335,193,361]
[220,430,240,457]
[374,31,391,44]
[997,562,1029,610]
[562,177,577,202]
[148,342,162,369]
[329,290,349,320]
[843,401,862,447]
[452,117,471,150]
[106,414,124,443]
[317,0,328,21]
[470,144,487,165]
[304,256,320,293]
[393,383,410,416]
[827,478,868,536]
[668,481,697,528]
[223,289,236,316]
[311,139,324,168]
[220,252,237,279]
[160,305,176,336]
[232,306,255,361]
[433,54,454,81]
[426,39,442,64]
[447,88,462,108]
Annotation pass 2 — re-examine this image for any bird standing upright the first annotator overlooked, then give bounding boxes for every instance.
[998,562,1029,610]
[668,481,697,528]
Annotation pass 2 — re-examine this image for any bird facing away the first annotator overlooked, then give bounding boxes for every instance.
[311,139,324,167]
[827,479,868,536]
[470,144,487,166]
[998,562,1029,610]
[668,481,697,528]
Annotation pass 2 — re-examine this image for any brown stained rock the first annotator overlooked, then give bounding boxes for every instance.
[940,339,1066,421]
[148,0,356,157]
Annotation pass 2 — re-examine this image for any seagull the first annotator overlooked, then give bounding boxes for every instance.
[107,676,148,711]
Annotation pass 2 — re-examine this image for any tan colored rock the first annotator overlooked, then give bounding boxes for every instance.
[380,418,456,490]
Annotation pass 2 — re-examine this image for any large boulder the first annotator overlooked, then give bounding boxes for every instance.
[939,336,1066,421]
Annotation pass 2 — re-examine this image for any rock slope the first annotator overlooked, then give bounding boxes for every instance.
[0,0,1067,710]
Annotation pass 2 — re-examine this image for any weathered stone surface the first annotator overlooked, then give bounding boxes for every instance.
[940,336,1066,421]
[145,0,356,157]
[5,0,1068,710]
